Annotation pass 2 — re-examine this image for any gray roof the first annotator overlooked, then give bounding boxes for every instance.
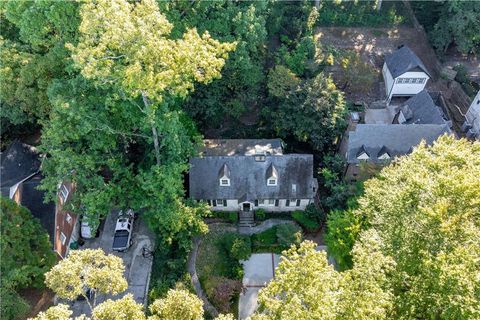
[201,139,283,156]
[347,124,451,164]
[1,141,41,195]
[385,46,431,78]
[398,90,447,125]
[189,154,316,201]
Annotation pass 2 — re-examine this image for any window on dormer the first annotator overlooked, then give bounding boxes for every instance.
[59,184,69,204]
[220,178,230,186]
[267,179,277,186]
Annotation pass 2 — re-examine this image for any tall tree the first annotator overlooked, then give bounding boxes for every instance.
[0,1,80,127]
[45,249,128,312]
[272,72,347,153]
[326,136,480,318]
[40,0,233,245]
[252,239,394,320]
[157,1,269,129]
[429,0,480,54]
[0,197,56,320]
[69,0,235,165]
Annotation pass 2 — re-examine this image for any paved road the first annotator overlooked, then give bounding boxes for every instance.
[67,210,155,317]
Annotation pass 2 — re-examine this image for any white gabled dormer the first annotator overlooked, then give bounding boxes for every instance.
[218,163,230,186]
[266,164,278,186]
[356,145,370,161]
[377,146,391,160]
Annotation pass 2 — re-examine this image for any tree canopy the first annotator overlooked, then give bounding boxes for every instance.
[325,136,480,318]
[0,197,56,320]
[272,72,347,152]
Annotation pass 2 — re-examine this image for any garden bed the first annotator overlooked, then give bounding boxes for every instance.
[196,224,242,316]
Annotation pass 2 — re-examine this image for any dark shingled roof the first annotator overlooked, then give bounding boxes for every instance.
[189,154,316,201]
[385,46,431,78]
[1,141,41,192]
[19,175,55,246]
[347,124,451,164]
[400,90,447,125]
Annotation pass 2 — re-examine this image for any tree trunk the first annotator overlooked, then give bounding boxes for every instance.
[376,0,382,12]
[141,92,161,166]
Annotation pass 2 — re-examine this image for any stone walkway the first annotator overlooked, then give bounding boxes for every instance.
[187,237,219,318]
[238,219,296,235]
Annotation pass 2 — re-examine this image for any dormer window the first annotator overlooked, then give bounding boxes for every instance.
[255,153,266,162]
[356,145,369,161]
[377,146,391,161]
[266,164,278,186]
[218,163,231,186]
[59,184,69,204]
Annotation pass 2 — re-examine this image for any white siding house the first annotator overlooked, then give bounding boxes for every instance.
[383,46,431,103]
[189,139,318,213]
[463,90,480,140]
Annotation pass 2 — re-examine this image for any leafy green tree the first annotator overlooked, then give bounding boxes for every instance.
[267,65,300,99]
[357,136,480,318]
[93,294,146,320]
[325,136,480,318]
[45,249,128,312]
[272,73,347,153]
[429,0,480,54]
[339,51,377,94]
[252,239,393,320]
[0,197,56,320]
[149,289,204,320]
[158,1,269,129]
[0,1,80,126]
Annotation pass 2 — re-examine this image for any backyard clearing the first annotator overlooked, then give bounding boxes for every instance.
[316,26,440,104]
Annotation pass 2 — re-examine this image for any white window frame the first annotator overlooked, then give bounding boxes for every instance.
[267,199,275,206]
[254,155,266,162]
[267,178,277,186]
[59,184,69,204]
[258,199,265,205]
[220,178,230,186]
[65,213,72,224]
[60,232,67,245]
[216,199,224,206]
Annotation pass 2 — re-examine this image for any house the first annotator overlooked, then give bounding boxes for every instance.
[462,90,480,140]
[189,139,318,212]
[392,90,449,125]
[0,141,79,259]
[345,124,451,180]
[382,46,431,103]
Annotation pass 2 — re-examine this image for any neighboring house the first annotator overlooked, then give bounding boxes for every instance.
[392,90,449,125]
[0,141,79,259]
[382,46,431,103]
[345,124,451,180]
[462,90,480,140]
[189,139,318,212]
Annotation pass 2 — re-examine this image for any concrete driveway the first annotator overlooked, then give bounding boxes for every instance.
[238,247,334,319]
[239,253,280,320]
[68,210,154,317]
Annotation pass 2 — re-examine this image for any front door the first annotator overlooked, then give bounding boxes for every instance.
[242,203,251,212]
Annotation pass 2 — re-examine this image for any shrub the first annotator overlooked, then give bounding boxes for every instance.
[292,210,320,232]
[304,204,325,222]
[230,236,252,261]
[203,276,242,314]
[255,208,266,221]
[276,223,303,248]
[251,227,277,248]
[227,212,238,224]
